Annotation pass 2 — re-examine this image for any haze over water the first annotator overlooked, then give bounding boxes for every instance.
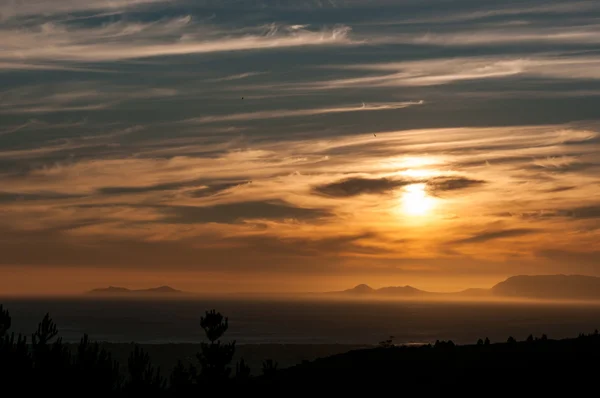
[4,298,600,344]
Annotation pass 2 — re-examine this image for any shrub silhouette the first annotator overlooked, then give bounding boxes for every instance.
[379,335,395,348]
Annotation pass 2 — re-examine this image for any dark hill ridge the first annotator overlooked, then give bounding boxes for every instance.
[88,286,183,295]
[331,274,600,301]
[259,333,600,395]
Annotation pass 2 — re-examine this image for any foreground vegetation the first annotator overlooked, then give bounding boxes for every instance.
[1,304,599,396]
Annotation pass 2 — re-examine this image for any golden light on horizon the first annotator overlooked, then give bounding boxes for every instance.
[401,183,436,217]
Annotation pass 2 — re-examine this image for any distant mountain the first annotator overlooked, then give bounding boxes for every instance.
[88,286,183,295]
[491,275,600,300]
[377,285,427,296]
[331,275,600,301]
[330,284,430,297]
[340,284,375,294]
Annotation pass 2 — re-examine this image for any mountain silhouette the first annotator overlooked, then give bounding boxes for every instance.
[331,275,600,301]
[331,284,429,297]
[341,284,375,294]
[88,286,183,295]
[491,274,600,300]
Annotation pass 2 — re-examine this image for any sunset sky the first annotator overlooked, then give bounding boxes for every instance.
[1,0,600,295]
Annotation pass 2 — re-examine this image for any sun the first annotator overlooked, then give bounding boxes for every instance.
[401,183,435,216]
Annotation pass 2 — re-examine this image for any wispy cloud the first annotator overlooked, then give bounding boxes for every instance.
[450,229,542,245]
[0,0,168,20]
[0,121,598,278]
[0,19,353,66]
[309,56,600,90]
[0,83,177,114]
[373,1,600,26]
[313,177,414,198]
[207,72,268,82]
[2,0,600,287]
[186,101,423,123]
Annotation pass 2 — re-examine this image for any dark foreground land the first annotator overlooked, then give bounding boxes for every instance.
[72,342,368,373]
[2,305,600,397]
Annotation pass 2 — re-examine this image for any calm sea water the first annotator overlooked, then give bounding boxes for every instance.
[3,298,600,345]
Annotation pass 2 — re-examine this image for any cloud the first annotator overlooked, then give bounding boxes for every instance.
[188,181,251,198]
[0,227,378,272]
[451,229,542,245]
[0,84,177,114]
[207,72,267,82]
[157,200,332,224]
[0,20,353,66]
[381,1,600,26]
[426,176,486,195]
[187,101,424,124]
[520,206,600,220]
[392,26,600,47]
[314,175,485,198]
[313,177,413,198]
[560,206,600,220]
[305,56,600,91]
[98,179,250,197]
[545,186,576,193]
[0,0,166,20]
[0,191,84,202]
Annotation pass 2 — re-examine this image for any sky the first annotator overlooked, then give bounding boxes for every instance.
[1,0,600,295]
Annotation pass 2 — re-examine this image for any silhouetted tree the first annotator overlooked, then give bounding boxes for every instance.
[169,360,197,396]
[477,338,484,345]
[484,337,490,345]
[526,334,534,343]
[507,336,516,344]
[32,313,58,347]
[262,359,279,378]
[540,334,548,341]
[74,334,122,394]
[0,305,10,336]
[30,313,70,393]
[125,345,165,395]
[197,309,236,383]
[434,340,455,349]
[235,358,252,381]
[379,335,395,348]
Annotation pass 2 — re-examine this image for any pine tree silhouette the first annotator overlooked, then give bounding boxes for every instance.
[125,345,165,395]
[197,309,236,383]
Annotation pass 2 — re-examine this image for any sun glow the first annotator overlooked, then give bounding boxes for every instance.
[401,183,435,216]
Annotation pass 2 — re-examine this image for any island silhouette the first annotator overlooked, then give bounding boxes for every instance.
[328,274,600,301]
[87,275,600,302]
[87,286,184,295]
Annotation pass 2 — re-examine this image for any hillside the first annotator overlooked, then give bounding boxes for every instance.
[252,333,600,395]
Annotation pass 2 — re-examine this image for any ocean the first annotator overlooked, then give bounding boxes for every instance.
[3,297,600,345]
